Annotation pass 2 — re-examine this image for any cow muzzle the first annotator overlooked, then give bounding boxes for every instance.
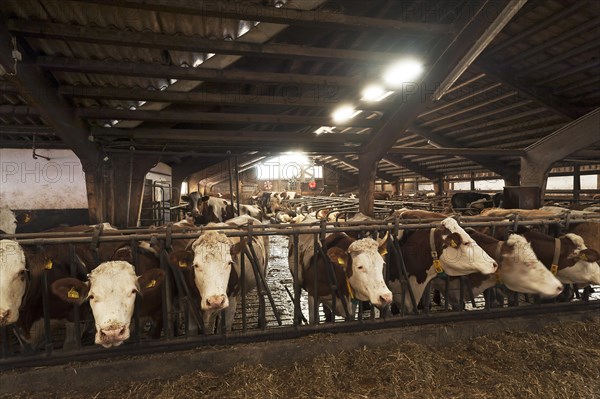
[0,309,16,326]
[96,324,130,348]
[203,294,228,310]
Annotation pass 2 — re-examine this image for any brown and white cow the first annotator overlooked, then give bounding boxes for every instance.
[181,192,236,225]
[520,230,600,286]
[18,224,166,348]
[169,215,268,332]
[431,231,564,308]
[0,239,27,326]
[388,217,498,313]
[288,215,392,323]
[52,261,165,348]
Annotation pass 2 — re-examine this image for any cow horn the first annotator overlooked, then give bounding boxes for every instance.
[378,230,389,247]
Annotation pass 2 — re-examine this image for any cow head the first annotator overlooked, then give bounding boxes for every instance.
[500,234,563,297]
[181,192,201,218]
[327,238,392,308]
[437,218,497,275]
[0,240,27,326]
[170,231,246,313]
[0,206,18,235]
[51,261,165,348]
[558,233,600,285]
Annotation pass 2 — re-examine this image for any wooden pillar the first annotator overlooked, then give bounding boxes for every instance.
[573,165,581,204]
[470,172,476,191]
[358,154,377,217]
[433,175,444,196]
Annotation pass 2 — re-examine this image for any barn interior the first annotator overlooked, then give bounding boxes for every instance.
[1,0,599,227]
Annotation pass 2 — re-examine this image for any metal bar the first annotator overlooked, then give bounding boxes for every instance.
[2,301,598,371]
[69,244,82,351]
[41,265,52,356]
[240,247,247,333]
[292,233,301,328]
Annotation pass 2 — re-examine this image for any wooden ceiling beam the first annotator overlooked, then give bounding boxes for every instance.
[362,0,523,159]
[83,0,453,35]
[10,19,400,63]
[60,85,387,111]
[387,147,525,156]
[39,57,358,87]
[0,19,99,166]
[91,127,368,144]
[330,156,397,183]
[382,155,439,182]
[78,108,377,127]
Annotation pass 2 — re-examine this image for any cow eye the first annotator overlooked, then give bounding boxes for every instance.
[18,270,26,281]
[357,265,364,270]
[131,289,137,294]
[88,294,95,300]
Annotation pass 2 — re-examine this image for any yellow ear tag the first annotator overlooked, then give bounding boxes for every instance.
[146,279,157,289]
[451,240,458,248]
[24,214,31,223]
[579,253,588,261]
[550,264,559,276]
[67,287,80,299]
[379,248,388,256]
[337,257,345,266]
[44,259,53,270]
[178,260,187,268]
[432,259,444,274]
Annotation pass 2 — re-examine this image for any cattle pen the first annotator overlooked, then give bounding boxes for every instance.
[2,214,599,373]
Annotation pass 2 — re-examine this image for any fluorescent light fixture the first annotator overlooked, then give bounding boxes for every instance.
[332,105,357,123]
[361,84,395,102]
[383,59,423,88]
[314,126,335,134]
[193,58,204,67]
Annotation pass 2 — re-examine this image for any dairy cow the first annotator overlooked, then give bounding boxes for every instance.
[0,239,27,326]
[431,231,564,308]
[288,215,392,323]
[181,192,236,225]
[168,215,268,332]
[52,261,165,348]
[388,217,498,313]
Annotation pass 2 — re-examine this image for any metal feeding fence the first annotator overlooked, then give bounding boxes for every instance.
[1,214,599,370]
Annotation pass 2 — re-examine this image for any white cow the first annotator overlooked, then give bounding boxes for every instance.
[51,261,165,348]
[432,233,564,307]
[169,215,268,332]
[389,217,498,313]
[288,215,392,323]
[0,239,27,326]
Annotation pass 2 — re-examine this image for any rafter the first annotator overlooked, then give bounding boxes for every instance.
[10,19,400,64]
[39,57,358,87]
[0,19,98,165]
[330,156,397,183]
[471,62,581,120]
[83,0,453,35]
[78,108,377,128]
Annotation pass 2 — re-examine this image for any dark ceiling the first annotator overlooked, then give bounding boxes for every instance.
[1,0,599,182]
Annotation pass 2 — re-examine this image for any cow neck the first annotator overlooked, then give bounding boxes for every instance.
[494,241,504,285]
[429,228,447,279]
[324,233,355,301]
[551,238,561,276]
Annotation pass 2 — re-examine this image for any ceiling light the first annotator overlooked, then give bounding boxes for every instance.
[332,105,357,123]
[383,59,423,88]
[361,84,395,102]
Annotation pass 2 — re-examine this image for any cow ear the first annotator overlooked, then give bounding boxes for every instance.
[201,195,210,202]
[577,249,600,262]
[51,278,89,304]
[230,238,248,257]
[112,246,133,262]
[444,232,463,248]
[169,250,194,269]
[138,269,165,295]
[327,247,349,269]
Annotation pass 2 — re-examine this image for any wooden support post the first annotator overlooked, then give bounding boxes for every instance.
[470,172,476,191]
[358,154,377,217]
[573,165,581,204]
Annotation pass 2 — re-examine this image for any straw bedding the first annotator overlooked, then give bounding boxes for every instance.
[4,319,599,399]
